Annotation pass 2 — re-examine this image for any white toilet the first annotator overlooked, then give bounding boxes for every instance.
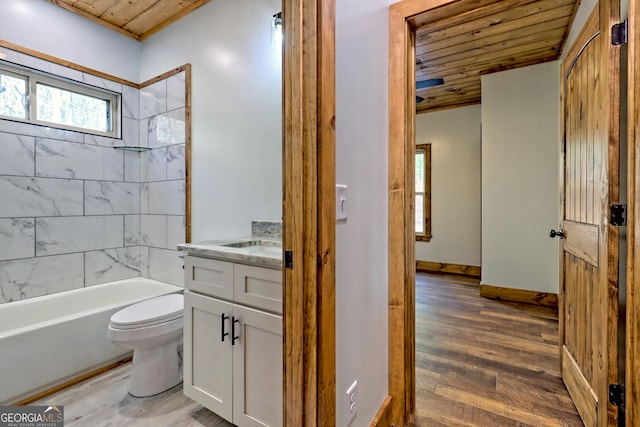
[107,293,184,397]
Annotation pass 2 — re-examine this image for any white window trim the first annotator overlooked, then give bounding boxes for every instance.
[0,62,120,138]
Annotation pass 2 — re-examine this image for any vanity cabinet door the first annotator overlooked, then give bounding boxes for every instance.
[184,256,233,300]
[232,304,283,427]
[183,291,233,421]
[233,264,282,314]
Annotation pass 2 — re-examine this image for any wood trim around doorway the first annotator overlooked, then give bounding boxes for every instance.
[388,5,415,426]
[282,0,336,425]
[388,0,460,424]
[627,0,639,424]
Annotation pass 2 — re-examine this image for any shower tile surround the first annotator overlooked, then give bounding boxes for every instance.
[0,47,186,303]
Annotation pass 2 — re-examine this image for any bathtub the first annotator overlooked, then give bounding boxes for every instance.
[0,278,183,405]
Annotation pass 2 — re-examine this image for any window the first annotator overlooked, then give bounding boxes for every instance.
[0,64,119,137]
[0,68,27,119]
[415,143,431,241]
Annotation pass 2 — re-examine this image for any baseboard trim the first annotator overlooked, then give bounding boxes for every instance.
[479,283,558,309]
[13,356,133,406]
[416,260,481,278]
[370,395,392,426]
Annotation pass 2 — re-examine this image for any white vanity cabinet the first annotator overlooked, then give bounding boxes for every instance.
[183,255,283,427]
[184,257,282,313]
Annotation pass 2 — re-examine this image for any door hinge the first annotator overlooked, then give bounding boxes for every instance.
[612,19,628,45]
[610,204,627,226]
[284,250,293,269]
[609,383,625,409]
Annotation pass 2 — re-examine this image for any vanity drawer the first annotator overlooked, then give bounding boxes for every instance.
[184,256,233,300]
[233,264,282,314]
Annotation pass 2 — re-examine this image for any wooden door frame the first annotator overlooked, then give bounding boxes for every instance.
[282,0,336,425]
[627,0,639,424]
[388,1,462,424]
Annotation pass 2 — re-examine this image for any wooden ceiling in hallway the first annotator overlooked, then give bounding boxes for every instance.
[413,0,581,113]
[47,0,212,41]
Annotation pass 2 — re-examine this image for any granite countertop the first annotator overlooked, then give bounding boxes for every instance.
[178,237,283,270]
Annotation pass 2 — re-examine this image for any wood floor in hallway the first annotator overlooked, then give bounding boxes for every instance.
[414,272,583,426]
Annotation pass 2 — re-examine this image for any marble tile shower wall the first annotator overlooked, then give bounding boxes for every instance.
[137,72,186,287]
[0,48,185,303]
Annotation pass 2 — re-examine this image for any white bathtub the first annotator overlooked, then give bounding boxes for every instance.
[0,278,183,405]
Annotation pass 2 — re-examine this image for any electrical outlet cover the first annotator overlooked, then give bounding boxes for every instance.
[346,380,358,425]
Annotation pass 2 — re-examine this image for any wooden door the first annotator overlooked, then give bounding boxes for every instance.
[560,2,621,426]
[183,291,234,421]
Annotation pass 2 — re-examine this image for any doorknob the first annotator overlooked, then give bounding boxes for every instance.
[549,229,565,239]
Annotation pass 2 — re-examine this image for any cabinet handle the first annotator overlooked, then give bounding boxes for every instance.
[232,316,240,346]
[221,313,229,342]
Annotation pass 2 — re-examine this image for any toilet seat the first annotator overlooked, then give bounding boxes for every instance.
[110,294,183,330]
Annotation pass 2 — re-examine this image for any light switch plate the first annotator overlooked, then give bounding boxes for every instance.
[336,184,348,221]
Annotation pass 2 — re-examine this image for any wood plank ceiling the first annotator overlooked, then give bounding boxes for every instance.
[46,0,212,41]
[412,0,581,113]
[47,0,580,112]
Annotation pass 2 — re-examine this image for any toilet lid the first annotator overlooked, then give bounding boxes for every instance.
[110,294,183,329]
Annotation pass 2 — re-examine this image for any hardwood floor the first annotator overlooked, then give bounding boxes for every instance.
[32,272,580,426]
[32,363,233,427]
[414,272,583,426]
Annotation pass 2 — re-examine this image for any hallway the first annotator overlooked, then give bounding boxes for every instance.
[414,273,583,426]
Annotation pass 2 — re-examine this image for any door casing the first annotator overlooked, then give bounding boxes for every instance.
[626,0,640,425]
[388,1,460,424]
[282,0,336,425]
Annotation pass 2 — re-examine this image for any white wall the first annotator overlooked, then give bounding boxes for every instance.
[140,0,282,241]
[335,1,390,426]
[415,105,482,267]
[481,61,560,293]
[0,0,139,82]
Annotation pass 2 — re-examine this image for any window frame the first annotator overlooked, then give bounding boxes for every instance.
[0,63,120,138]
[415,143,432,241]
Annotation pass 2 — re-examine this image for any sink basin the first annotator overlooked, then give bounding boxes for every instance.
[220,240,282,249]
